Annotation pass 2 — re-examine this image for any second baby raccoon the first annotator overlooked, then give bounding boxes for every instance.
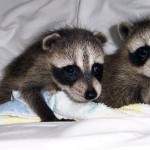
[99,19,150,108]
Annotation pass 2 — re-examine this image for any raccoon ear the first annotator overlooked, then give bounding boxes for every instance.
[94,32,107,45]
[117,22,133,41]
[42,33,61,50]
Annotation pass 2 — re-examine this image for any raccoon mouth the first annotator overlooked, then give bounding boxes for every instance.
[64,89,100,103]
[64,90,88,103]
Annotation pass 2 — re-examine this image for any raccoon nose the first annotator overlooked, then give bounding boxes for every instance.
[84,89,97,100]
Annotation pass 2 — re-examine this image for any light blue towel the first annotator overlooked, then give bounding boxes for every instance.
[1,91,150,122]
[0,91,52,118]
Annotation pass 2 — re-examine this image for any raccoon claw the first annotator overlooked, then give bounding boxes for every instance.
[49,88,58,94]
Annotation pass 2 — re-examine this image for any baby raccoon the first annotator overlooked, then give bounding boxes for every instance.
[0,27,107,121]
[99,19,150,108]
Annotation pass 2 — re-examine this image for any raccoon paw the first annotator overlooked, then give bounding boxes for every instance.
[41,117,74,122]
[59,118,75,122]
[40,116,59,122]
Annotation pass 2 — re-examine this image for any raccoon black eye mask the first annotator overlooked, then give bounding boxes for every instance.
[0,27,107,121]
[52,65,82,86]
[92,63,103,81]
[52,63,103,86]
[129,45,150,66]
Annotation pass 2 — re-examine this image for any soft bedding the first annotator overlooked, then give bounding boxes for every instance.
[1,0,150,150]
[1,91,150,125]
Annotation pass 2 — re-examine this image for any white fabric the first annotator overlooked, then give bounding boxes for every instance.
[1,0,150,149]
[1,0,150,74]
[1,118,150,150]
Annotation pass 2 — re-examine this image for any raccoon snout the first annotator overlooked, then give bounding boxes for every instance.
[84,88,97,100]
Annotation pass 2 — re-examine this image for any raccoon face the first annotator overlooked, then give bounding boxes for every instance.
[118,20,150,77]
[42,28,106,102]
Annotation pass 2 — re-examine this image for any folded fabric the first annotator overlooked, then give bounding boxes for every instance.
[0,91,150,124]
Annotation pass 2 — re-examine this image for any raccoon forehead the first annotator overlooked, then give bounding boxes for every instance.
[89,47,104,64]
[50,45,104,69]
[127,29,150,53]
[75,45,104,71]
[51,55,74,68]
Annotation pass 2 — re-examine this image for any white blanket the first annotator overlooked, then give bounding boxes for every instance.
[0,0,150,150]
[1,118,150,150]
[1,91,150,124]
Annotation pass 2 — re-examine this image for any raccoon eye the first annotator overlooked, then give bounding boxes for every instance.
[129,46,150,67]
[63,65,76,75]
[92,63,103,78]
[136,46,150,58]
[52,65,81,86]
